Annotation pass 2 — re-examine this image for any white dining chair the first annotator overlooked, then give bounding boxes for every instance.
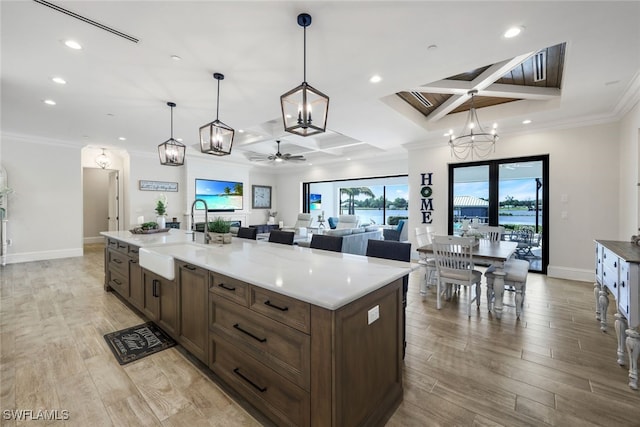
[476,225,504,242]
[415,226,436,299]
[432,235,482,317]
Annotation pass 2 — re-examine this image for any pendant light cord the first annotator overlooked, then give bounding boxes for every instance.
[303,24,307,82]
[216,79,220,121]
[170,105,174,138]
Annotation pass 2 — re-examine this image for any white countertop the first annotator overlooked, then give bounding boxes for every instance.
[101,230,412,310]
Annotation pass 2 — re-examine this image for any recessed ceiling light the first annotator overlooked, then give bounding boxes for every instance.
[605,80,620,86]
[369,75,382,83]
[51,76,66,85]
[170,55,182,61]
[427,44,438,50]
[503,26,523,38]
[43,99,56,105]
[176,138,183,142]
[522,119,532,124]
[238,129,245,133]
[118,137,126,141]
[64,40,82,50]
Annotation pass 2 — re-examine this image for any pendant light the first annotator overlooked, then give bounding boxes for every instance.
[445,90,499,160]
[158,102,186,166]
[280,13,329,137]
[199,73,234,156]
[95,148,111,169]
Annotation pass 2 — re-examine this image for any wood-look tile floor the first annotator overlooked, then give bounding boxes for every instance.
[1,244,640,426]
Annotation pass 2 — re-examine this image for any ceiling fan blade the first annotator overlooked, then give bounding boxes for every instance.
[284,155,306,161]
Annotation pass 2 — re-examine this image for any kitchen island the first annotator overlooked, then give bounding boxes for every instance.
[101,229,411,426]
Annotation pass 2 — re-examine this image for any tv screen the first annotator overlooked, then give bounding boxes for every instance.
[194,178,243,211]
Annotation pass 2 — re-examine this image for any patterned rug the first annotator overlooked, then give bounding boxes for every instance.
[104,322,176,365]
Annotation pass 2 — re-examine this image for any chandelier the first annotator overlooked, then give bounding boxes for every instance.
[280,13,329,137]
[95,148,111,169]
[158,102,186,166]
[446,90,498,160]
[199,73,234,156]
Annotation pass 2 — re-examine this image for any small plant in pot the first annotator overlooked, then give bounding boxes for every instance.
[207,217,232,244]
[155,199,167,229]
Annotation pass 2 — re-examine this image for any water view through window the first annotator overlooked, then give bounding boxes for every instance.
[306,176,408,225]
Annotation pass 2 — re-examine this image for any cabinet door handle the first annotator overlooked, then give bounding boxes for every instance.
[218,283,236,292]
[622,281,626,288]
[152,279,159,298]
[113,279,122,286]
[233,323,267,343]
[264,300,288,312]
[614,261,617,268]
[614,282,617,288]
[233,368,267,393]
[184,264,197,270]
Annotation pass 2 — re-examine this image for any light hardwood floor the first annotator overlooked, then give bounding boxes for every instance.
[1,244,640,426]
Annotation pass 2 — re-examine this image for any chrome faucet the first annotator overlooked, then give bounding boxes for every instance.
[190,199,210,244]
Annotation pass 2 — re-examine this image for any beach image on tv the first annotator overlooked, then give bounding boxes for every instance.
[310,193,322,210]
[195,179,243,210]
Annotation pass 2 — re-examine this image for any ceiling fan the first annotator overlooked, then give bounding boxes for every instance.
[249,140,306,163]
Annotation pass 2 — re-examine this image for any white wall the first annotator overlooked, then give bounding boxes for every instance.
[617,100,640,238]
[3,136,83,263]
[407,121,621,282]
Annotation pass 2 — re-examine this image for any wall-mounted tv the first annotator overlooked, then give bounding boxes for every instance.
[194,178,243,211]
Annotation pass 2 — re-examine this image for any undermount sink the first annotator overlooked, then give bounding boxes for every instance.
[140,247,176,280]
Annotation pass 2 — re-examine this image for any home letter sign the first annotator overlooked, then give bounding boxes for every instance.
[420,172,433,224]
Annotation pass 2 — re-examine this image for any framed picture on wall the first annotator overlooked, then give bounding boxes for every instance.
[252,185,272,209]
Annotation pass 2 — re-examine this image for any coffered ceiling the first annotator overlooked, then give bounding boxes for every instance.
[1,1,639,168]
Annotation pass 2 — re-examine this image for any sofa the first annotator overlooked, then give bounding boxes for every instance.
[301,228,383,255]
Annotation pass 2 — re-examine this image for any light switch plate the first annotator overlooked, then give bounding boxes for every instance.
[368,305,380,325]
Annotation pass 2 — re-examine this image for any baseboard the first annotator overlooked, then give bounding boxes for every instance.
[3,248,84,264]
[84,236,106,244]
[547,265,594,283]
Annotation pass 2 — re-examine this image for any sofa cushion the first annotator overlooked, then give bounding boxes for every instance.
[351,227,365,234]
[325,228,353,237]
[365,225,380,232]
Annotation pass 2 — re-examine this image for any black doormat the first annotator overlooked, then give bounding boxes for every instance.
[104,322,176,365]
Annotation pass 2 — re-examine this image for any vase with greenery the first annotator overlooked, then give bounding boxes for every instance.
[207,217,232,244]
[155,200,167,229]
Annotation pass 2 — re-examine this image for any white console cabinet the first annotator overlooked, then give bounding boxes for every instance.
[594,240,640,389]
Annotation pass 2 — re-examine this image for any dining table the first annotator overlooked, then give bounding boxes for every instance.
[417,239,518,319]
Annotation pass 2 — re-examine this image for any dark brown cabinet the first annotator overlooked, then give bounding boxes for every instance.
[142,269,179,339]
[177,263,208,362]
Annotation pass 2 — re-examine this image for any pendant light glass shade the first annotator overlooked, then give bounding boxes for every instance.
[281,13,329,137]
[95,148,111,169]
[200,73,234,156]
[158,102,186,166]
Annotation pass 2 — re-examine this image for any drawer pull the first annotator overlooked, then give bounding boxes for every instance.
[130,259,137,264]
[113,258,123,264]
[233,323,267,343]
[184,264,197,270]
[130,249,138,254]
[233,368,267,393]
[218,283,236,292]
[113,279,122,286]
[264,300,289,312]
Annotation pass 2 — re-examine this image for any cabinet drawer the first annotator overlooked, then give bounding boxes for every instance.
[209,272,249,306]
[128,245,140,260]
[108,248,129,277]
[250,287,310,334]
[210,295,310,391]
[109,269,130,297]
[107,238,119,250]
[209,337,310,427]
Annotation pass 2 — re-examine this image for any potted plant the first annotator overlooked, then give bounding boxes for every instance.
[155,199,167,229]
[207,217,232,244]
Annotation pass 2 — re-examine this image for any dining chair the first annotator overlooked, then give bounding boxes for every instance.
[415,226,436,299]
[431,235,482,317]
[236,226,258,240]
[366,239,411,359]
[310,234,343,252]
[476,225,505,242]
[268,230,295,245]
[485,259,529,318]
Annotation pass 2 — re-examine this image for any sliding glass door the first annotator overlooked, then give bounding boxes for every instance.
[449,155,548,273]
